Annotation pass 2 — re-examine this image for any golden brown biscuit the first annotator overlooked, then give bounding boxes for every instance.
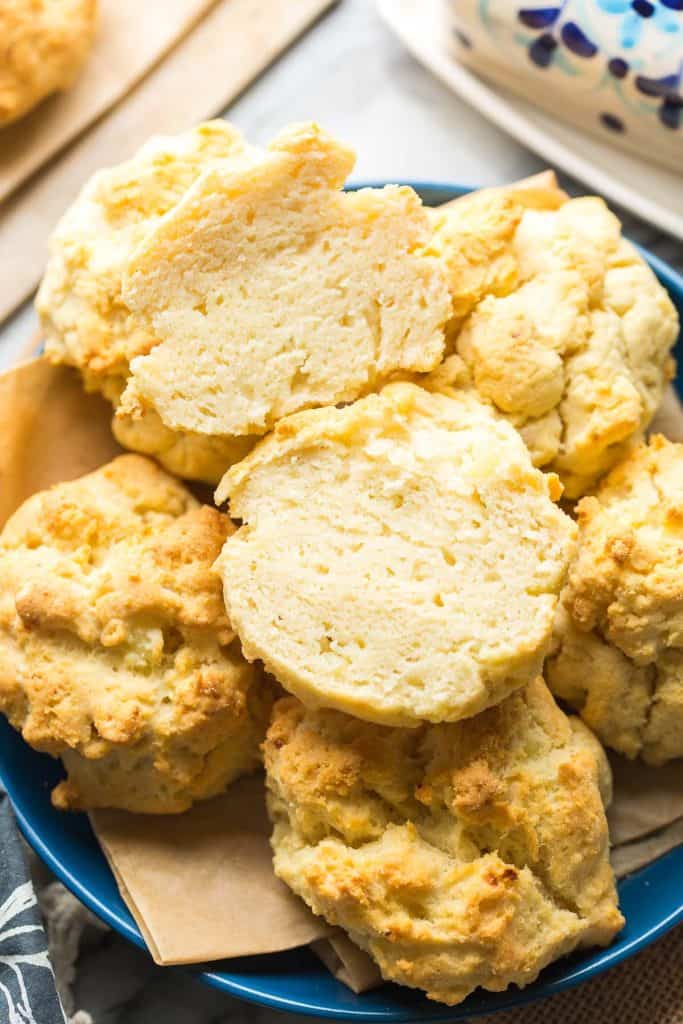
[547,435,683,764]
[0,0,97,126]
[265,679,623,1006]
[428,171,567,333]
[428,190,678,498]
[111,403,256,490]
[0,455,271,812]
[117,122,450,453]
[216,382,576,727]
[37,121,255,483]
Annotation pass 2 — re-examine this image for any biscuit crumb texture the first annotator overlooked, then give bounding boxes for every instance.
[428,190,678,498]
[547,436,683,764]
[37,121,254,483]
[216,383,576,726]
[0,0,97,126]
[265,680,623,1006]
[0,455,271,812]
[119,122,450,442]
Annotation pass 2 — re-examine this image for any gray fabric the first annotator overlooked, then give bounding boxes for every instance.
[0,785,66,1024]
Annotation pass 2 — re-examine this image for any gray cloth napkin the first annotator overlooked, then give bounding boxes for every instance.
[0,784,66,1024]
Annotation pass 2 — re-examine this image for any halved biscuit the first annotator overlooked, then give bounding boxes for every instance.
[216,383,576,726]
[118,122,450,444]
[37,121,255,483]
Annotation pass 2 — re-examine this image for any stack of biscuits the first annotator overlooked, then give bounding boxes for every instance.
[1,119,680,1006]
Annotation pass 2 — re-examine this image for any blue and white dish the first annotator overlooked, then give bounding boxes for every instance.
[448,0,683,171]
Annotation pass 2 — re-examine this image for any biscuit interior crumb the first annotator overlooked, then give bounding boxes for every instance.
[119,122,450,439]
[217,383,576,726]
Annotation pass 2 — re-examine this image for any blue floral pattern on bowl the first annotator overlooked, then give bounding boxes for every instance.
[448,0,683,168]
[595,0,680,50]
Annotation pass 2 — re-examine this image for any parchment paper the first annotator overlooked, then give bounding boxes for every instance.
[0,356,680,992]
[0,359,120,525]
[92,775,330,965]
[0,0,216,205]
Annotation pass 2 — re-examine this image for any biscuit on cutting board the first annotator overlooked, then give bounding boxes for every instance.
[264,679,624,1005]
[0,0,97,126]
[0,455,272,813]
[547,435,683,765]
[215,382,576,727]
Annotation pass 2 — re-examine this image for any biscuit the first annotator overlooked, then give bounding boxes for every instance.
[428,171,567,331]
[118,122,450,448]
[264,679,623,1006]
[215,382,576,726]
[37,121,255,483]
[547,435,683,764]
[429,190,678,498]
[0,455,271,812]
[111,403,256,491]
[0,0,97,126]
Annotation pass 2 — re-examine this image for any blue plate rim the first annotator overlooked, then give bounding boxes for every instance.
[3,178,682,1020]
[5,762,683,1021]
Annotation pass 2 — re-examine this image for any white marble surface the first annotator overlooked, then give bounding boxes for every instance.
[4,1,681,1021]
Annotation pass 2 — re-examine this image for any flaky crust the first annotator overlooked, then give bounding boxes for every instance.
[428,190,678,498]
[216,382,576,726]
[118,122,450,442]
[547,436,683,764]
[0,455,272,812]
[265,680,623,1006]
[37,122,253,484]
[0,0,97,126]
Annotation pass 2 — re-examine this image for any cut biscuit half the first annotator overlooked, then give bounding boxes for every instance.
[216,383,576,726]
[119,122,450,445]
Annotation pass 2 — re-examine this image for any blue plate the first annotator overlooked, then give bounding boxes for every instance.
[1,182,682,1021]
